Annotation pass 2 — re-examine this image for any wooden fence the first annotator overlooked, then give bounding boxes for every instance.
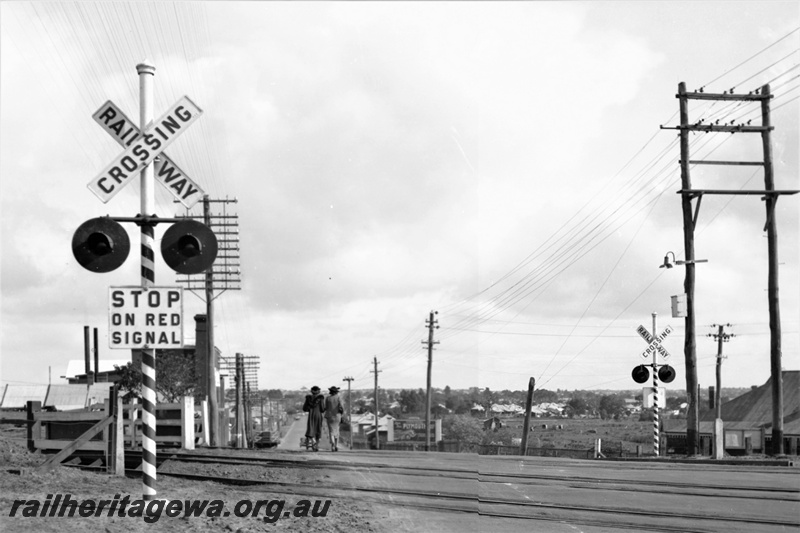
[2,388,210,473]
[24,396,208,453]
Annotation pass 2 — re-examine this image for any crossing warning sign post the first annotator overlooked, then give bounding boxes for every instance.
[73,62,208,502]
[632,313,676,457]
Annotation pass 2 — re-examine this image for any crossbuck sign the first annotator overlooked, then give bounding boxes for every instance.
[87,96,203,206]
[637,324,672,359]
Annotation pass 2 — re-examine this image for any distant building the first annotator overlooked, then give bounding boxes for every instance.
[664,371,799,454]
[483,416,503,431]
[470,404,485,417]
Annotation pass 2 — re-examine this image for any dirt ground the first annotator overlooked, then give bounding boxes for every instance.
[0,425,389,533]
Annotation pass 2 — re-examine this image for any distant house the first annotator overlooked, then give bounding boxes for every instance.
[533,402,566,417]
[490,403,524,417]
[63,358,130,385]
[624,398,641,414]
[664,371,799,454]
[470,404,485,417]
[483,416,503,431]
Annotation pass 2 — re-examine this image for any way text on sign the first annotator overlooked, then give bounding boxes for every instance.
[92,100,204,208]
[87,96,202,203]
[108,287,184,349]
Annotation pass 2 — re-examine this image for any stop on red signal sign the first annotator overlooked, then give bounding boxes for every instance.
[108,287,183,348]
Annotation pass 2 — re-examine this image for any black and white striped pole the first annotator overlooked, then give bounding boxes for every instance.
[651,313,660,457]
[137,61,158,501]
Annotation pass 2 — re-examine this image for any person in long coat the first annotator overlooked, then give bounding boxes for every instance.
[303,386,325,451]
[324,386,344,451]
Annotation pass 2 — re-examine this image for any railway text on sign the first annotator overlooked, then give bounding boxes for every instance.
[108,287,184,348]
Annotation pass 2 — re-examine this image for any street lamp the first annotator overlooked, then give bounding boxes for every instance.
[659,251,708,269]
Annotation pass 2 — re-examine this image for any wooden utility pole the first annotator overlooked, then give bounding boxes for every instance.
[709,324,734,418]
[760,85,784,455]
[520,377,535,456]
[234,352,248,448]
[246,382,253,445]
[175,196,240,447]
[203,196,218,447]
[343,376,353,446]
[708,323,733,460]
[423,311,439,451]
[371,358,381,450]
[677,82,700,455]
[663,82,798,456]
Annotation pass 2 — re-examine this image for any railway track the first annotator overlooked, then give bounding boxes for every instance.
[163,449,800,501]
[57,448,799,533]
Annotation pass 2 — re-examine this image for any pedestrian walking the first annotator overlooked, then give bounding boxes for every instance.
[324,386,344,451]
[303,386,325,451]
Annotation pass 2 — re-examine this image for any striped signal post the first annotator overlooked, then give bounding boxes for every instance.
[137,61,157,500]
[651,313,660,456]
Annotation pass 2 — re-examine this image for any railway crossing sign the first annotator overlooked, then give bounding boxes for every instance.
[637,324,672,359]
[92,100,205,208]
[87,96,203,204]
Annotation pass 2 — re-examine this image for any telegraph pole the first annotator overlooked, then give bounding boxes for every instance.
[662,82,798,456]
[371,358,381,450]
[176,196,240,447]
[520,377,535,456]
[422,311,439,451]
[760,85,785,455]
[709,324,734,459]
[343,376,353,446]
[677,82,700,455]
[709,324,734,419]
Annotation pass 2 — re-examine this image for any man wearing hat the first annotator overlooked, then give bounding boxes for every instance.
[324,386,344,451]
[303,386,325,451]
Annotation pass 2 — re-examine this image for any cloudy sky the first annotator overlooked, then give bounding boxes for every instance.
[1,2,798,395]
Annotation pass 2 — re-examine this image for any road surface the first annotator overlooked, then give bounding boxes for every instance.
[277,412,349,452]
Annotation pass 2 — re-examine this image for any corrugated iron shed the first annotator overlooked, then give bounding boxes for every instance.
[0,384,48,409]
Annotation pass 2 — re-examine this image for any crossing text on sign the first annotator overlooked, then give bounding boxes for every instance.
[108,287,184,349]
